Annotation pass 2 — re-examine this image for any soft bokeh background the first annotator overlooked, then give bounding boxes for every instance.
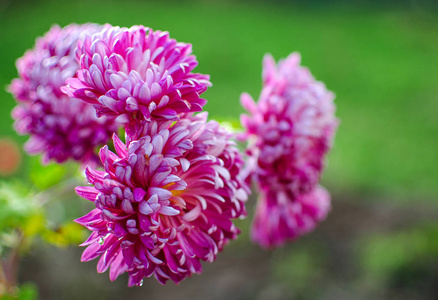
[1,0,438,299]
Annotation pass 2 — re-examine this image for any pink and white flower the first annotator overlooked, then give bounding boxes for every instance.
[9,24,117,164]
[241,53,338,247]
[75,113,248,285]
[63,25,211,125]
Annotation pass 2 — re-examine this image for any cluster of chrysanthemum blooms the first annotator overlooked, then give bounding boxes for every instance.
[9,23,337,285]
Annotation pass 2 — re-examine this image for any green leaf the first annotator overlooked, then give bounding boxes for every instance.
[29,157,67,190]
[0,181,41,232]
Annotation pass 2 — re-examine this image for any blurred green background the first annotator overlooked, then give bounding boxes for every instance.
[1,0,438,299]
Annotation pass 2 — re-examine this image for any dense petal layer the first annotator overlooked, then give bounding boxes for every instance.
[75,113,248,285]
[63,25,211,123]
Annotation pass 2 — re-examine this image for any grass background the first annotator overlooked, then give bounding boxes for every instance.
[1,0,438,299]
[1,0,437,197]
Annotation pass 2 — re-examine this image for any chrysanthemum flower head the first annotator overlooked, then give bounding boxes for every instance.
[63,25,211,125]
[240,52,338,247]
[75,113,248,285]
[241,53,337,196]
[9,24,117,164]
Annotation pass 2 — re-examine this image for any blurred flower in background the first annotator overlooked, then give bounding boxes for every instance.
[240,53,338,248]
[9,24,118,165]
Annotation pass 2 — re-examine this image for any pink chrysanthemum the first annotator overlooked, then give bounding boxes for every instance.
[75,113,248,285]
[9,24,117,164]
[251,186,330,248]
[240,53,338,247]
[63,25,211,125]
